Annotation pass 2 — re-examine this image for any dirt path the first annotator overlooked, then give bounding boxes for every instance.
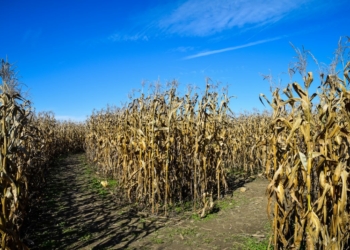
[22,154,270,250]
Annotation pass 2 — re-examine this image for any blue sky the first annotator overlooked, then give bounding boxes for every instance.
[1,0,349,121]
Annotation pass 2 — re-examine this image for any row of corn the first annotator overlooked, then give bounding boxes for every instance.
[2,39,350,249]
[86,39,350,248]
[263,55,350,247]
[85,81,269,216]
[0,60,85,249]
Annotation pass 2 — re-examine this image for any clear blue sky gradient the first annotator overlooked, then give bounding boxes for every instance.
[1,0,349,121]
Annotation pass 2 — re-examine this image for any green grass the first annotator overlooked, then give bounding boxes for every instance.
[151,231,165,244]
[243,237,270,250]
[62,227,76,234]
[84,167,93,175]
[80,233,92,241]
[176,227,197,236]
[151,238,164,244]
[231,234,271,250]
[81,160,119,198]
[41,239,56,248]
[191,213,201,221]
[216,198,236,210]
[90,178,109,197]
[108,179,118,188]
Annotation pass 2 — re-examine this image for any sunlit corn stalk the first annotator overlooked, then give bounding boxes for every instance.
[0,92,85,249]
[263,54,350,249]
[0,58,85,249]
[85,80,259,215]
[0,91,31,249]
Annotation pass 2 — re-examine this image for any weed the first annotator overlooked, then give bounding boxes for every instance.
[152,238,164,244]
[216,199,235,210]
[191,213,201,221]
[62,227,76,234]
[243,237,270,250]
[108,179,118,188]
[41,239,56,248]
[80,233,92,241]
[203,237,212,244]
[58,221,65,227]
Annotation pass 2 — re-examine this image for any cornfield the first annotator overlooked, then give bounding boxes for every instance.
[262,39,350,249]
[85,82,269,216]
[1,38,350,249]
[0,60,85,249]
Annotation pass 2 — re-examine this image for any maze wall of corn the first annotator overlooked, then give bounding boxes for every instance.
[1,39,350,249]
[262,61,350,249]
[0,60,85,249]
[85,82,270,216]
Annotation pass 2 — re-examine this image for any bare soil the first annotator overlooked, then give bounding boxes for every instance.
[22,154,270,250]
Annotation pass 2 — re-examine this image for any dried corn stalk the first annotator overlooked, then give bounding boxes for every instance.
[263,54,350,249]
[85,80,270,216]
[0,60,86,249]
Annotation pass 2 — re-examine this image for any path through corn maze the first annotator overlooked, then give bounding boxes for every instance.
[22,153,270,250]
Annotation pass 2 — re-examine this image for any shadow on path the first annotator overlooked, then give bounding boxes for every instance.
[22,154,165,250]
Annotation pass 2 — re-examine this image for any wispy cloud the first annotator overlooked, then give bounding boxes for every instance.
[108,33,149,42]
[108,0,315,41]
[184,36,284,59]
[170,46,195,53]
[159,0,309,36]
[108,15,156,42]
